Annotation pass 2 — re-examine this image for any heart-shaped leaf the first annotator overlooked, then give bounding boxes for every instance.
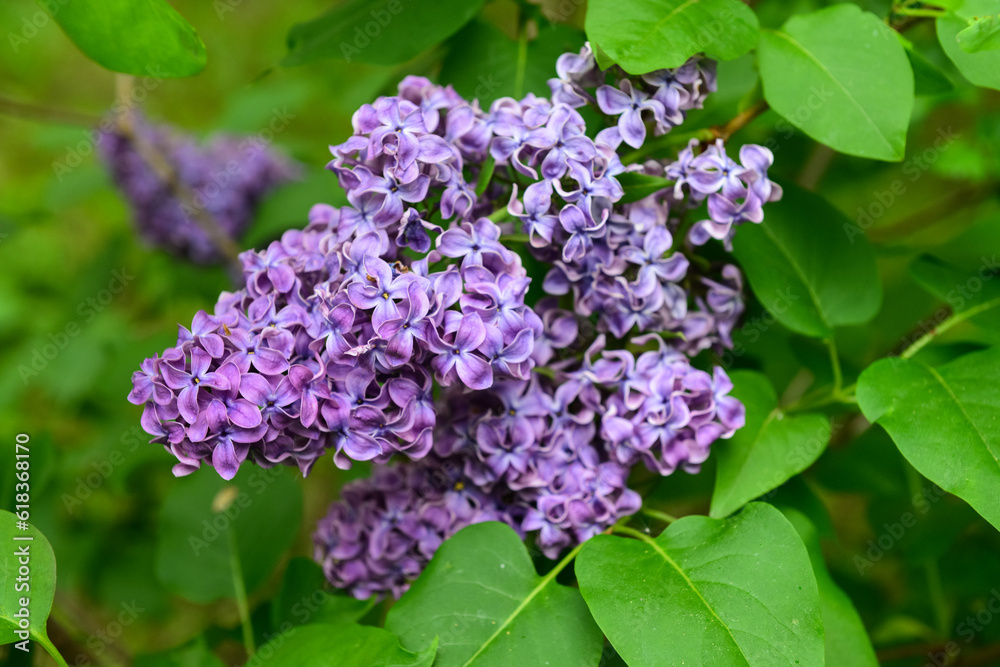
[576,503,824,666]
[284,0,486,67]
[0,512,66,665]
[732,183,882,337]
[758,4,913,161]
[711,371,831,519]
[585,0,759,73]
[781,509,879,667]
[37,0,206,77]
[386,521,603,667]
[256,624,436,667]
[858,348,1000,532]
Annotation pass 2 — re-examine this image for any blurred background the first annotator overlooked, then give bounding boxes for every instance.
[2,0,1000,665]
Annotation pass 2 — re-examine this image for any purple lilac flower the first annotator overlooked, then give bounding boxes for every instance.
[132,46,779,599]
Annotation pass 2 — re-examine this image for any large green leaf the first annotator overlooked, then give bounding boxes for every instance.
[0,512,65,665]
[857,347,1000,532]
[386,522,603,667]
[781,510,879,667]
[37,0,205,77]
[939,0,1000,90]
[154,467,303,603]
[758,4,913,161]
[284,0,486,67]
[271,557,373,630]
[576,503,824,666]
[585,0,759,74]
[732,183,882,337]
[440,21,584,101]
[256,624,436,667]
[711,371,831,518]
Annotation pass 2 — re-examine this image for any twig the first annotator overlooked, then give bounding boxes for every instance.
[0,95,102,127]
[112,75,243,272]
[714,99,769,142]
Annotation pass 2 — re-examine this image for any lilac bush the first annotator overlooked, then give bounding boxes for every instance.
[129,44,780,599]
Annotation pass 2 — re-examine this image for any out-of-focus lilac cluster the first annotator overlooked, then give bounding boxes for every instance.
[99,115,298,263]
[131,43,780,599]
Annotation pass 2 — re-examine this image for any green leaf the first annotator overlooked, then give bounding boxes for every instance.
[939,1,1000,90]
[957,14,1000,53]
[857,347,1000,533]
[36,0,205,77]
[271,557,373,630]
[576,503,824,666]
[440,21,584,102]
[584,0,759,73]
[256,624,436,667]
[134,637,226,667]
[758,5,913,161]
[154,467,303,604]
[615,172,672,204]
[781,510,879,667]
[897,34,955,95]
[732,183,882,337]
[0,512,66,665]
[710,371,831,519]
[386,522,603,667]
[284,0,486,67]
[910,254,1000,328]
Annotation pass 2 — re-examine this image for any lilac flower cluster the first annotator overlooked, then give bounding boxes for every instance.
[314,457,512,599]
[128,207,537,479]
[132,43,781,599]
[99,115,297,263]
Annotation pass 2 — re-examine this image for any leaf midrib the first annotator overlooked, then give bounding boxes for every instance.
[757,220,831,334]
[459,556,561,666]
[924,364,999,468]
[764,28,896,156]
[636,531,753,665]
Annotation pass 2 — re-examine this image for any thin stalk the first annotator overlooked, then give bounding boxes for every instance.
[900,296,1000,360]
[112,75,243,274]
[612,524,656,542]
[825,337,843,395]
[0,95,101,127]
[640,507,679,524]
[513,19,529,99]
[228,528,256,655]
